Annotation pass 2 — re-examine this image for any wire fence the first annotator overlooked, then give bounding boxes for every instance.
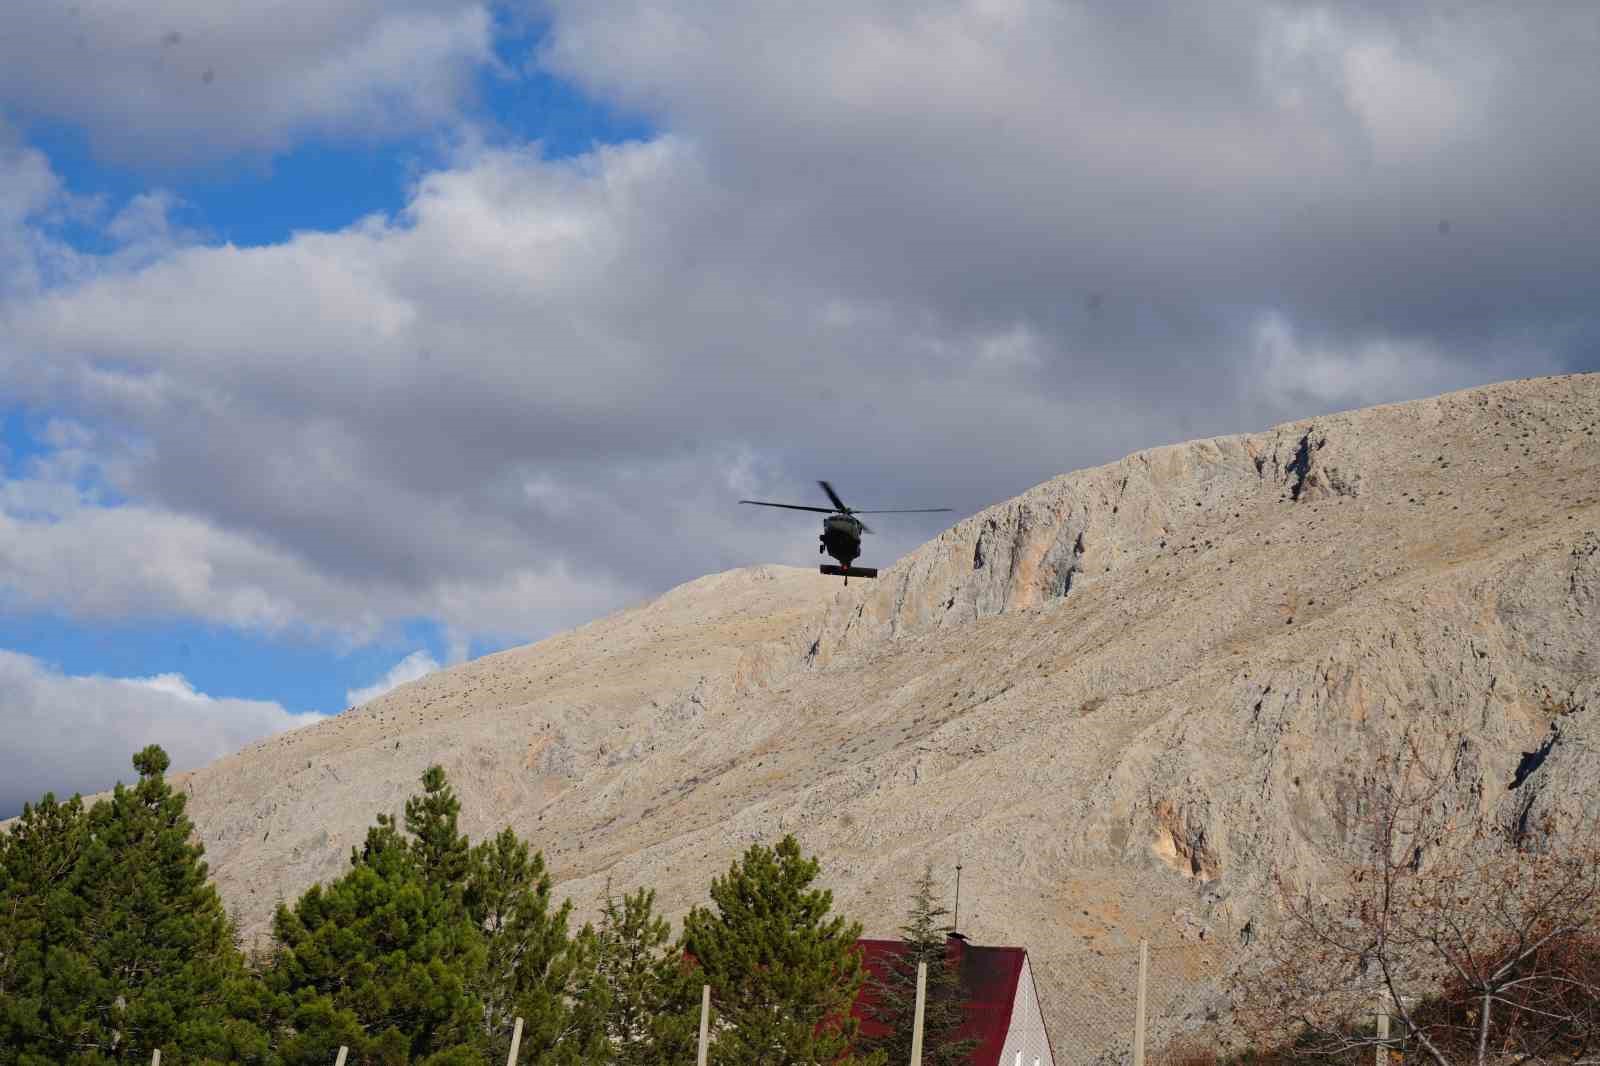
[1041,937,1237,1066]
[134,940,1237,1066]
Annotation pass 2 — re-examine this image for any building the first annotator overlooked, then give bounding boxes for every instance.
[852,933,1057,1066]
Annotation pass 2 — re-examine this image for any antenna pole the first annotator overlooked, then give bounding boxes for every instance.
[953,862,963,933]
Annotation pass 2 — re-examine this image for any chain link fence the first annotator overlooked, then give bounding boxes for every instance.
[1041,938,1237,1066]
[139,941,1240,1066]
[1143,939,1235,1065]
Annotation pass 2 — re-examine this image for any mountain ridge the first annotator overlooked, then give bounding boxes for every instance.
[15,373,1600,1062]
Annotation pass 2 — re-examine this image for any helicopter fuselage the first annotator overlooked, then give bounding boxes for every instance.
[820,513,863,568]
[740,480,949,585]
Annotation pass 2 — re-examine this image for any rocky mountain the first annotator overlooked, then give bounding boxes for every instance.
[64,375,1600,1061]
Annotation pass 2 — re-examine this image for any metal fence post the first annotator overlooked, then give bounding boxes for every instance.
[910,960,927,1066]
[1133,938,1149,1066]
[697,984,711,1066]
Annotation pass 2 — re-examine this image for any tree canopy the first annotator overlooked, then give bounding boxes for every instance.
[587,882,701,1066]
[859,864,975,1066]
[4,758,886,1065]
[0,746,267,1065]
[681,834,880,1066]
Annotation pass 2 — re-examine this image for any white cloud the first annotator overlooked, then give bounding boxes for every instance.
[0,649,324,817]
[0,128,60,227]
[100,191,206,268]
[0,473,637,646]
[0,0,495,165]
[0,124,77,301]
[0,116,214,302]
[0,0,1594,659]
[346,649,441,708]
[1246,312,1564,415]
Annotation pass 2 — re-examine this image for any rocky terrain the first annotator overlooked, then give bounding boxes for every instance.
[62,375,1600,1062]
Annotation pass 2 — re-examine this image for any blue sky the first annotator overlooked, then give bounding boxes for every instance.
[0,4,662,812]
[2,0,1596,816]
[18,29,651,249]
[4,29,645,717]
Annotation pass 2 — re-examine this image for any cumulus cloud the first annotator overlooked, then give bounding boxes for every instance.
[0,0,495,165]
[0,473,636,645]
[0,649,324,819]
[1243,312,1562,415]
[346,649,441,708]
[0,123,82,300]
[0,116,211,301]
[0,1,1595,655]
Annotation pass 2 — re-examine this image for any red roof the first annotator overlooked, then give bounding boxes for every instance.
[851,936,1033,1066]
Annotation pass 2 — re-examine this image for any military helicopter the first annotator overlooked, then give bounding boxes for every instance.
[740,480,952,584]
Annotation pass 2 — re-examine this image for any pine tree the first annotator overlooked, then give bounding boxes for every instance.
[0,791,89,1065]
[860,864,975,1066]
[587,882,700,1066]
[0,747,269,1064]
[268,766,605,1064]
[680,835,881,1066]
[406,766,471,891]
[465,825,600,1065]
[268,776,485,1064]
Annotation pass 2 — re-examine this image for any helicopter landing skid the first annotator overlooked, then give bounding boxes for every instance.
[821,565,878,583]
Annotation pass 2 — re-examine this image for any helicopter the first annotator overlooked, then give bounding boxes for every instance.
[740,480,952,584]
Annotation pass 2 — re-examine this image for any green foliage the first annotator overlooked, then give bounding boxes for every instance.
[406,765,471,891]
[4,759,886,1065]
[859,864,975,1066]
[681,835,880,1066]
[465,825,598,1065]
[268,865,485,1062]
[0,791,89,1063]
[587,882,701,1066]
[267,771,486,1064]
[268,764,604,1064]
[0,747,268,1065]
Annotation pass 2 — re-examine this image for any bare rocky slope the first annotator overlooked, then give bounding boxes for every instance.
[72,375,1600,1061]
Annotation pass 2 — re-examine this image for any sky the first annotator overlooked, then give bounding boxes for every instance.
[2,0,1597,816]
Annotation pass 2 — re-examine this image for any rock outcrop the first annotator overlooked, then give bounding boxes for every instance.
[36,374,1600,1063]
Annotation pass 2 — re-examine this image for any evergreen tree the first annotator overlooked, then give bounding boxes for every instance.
[859,864,975,1066]
[465,825,600,1065]
[0,791,89,1065]
[587,881,700,1066]
[0,747,269,1064]
[268,785,485,1064]
[268,765,605,1064]
[406,766,471,891]
[680,835,880,1066]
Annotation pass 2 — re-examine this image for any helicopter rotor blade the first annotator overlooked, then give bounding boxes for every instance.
[850,508,954,514]
[860,522,875,535]
[818,480,850,513]
[739,500,836,513]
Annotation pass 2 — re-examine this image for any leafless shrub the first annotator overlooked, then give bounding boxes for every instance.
[1234,731,1600,1066]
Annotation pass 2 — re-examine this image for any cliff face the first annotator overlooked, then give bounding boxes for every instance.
[814,372,1600,841]
[70,375,1600,1062]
